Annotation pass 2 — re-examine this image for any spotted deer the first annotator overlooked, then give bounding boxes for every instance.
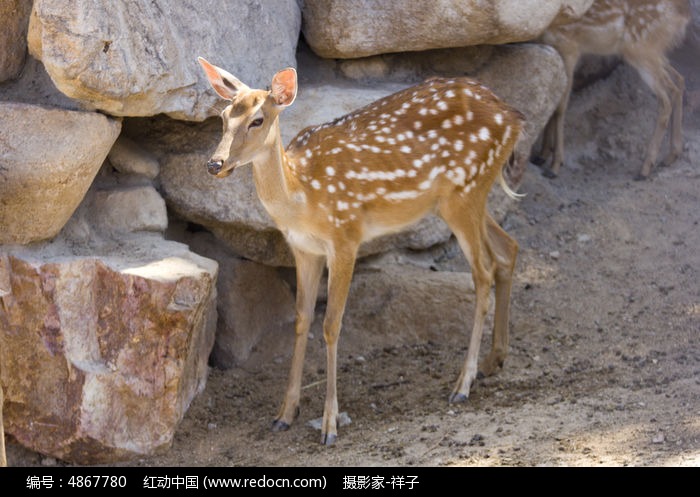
[198,57,524,444]
[535,0,691,180]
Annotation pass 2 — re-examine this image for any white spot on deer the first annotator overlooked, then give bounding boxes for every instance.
[311,179,321,190]
[479,127,490,141]
[407,169,417,178]
[494,113,503,125]
[503,125,512,144]
[328,184,336,193]
[442,119,452,129]
[419,180,431,190]
[375,135,386,143]
[464,88,474,97]
[382,127,391,134]
[397,133,406,141]
[412,159,423,168]
[400,145,412,154]
[469,133,478,143]
[395,169,407,177]
[429,166,445,180]
[453,167,466,185]
[385,190,419,201]
[470,164,478,177]
[466,111,474,121]
[427,130,438,139]
[418,108,428,116]
[442,150,451,158]
[326,166,335,176]
[414,121,422,130]
[376,187,387,195]
[337,200,349,211]
[299,157,308,167]
[454,140,464,152]
[431,143,440,152]
[445,89,456,98]
[305,149,313,158]
[437,100,448,111]
[453,114,464,126]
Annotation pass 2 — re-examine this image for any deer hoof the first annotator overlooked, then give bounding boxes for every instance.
[449,392,469,404]
[271,419,291,432]
[320,433,337,446]
[531,155,547,167]
[542,168,558,179]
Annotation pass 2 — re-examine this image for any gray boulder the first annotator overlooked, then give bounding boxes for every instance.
[28,0,301,120]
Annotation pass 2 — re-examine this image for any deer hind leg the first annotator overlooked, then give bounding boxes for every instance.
[543,48,580,178]
[439,197,494,402]
[660,65,685,168]
[478,214,518,378]
[628,56,675,179]
[319,245,358,445]
[532,111,556,167]
[273,248,325,432]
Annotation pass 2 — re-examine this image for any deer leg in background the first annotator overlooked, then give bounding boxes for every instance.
[662,65,685,168]
[627,55,677,180]
[543,46,580,178]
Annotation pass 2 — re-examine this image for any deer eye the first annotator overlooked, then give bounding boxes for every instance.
[249,117,264,129]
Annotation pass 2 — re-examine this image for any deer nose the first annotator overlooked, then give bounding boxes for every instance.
[207,159,224,175]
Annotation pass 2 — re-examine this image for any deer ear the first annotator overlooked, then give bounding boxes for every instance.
[198,56,250,101]
[271,68,297,107]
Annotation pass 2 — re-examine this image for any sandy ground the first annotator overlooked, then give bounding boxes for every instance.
[6,46,700,468]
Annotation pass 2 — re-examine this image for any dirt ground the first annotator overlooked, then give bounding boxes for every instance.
[7,46,700,468]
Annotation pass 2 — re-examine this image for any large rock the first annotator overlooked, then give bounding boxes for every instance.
[0,237,218,464]
[154,43,565,265]
[178,231,296,369]
[0,102,121,245]
[27,0,301,121]
[0,0,32,82]
[302,0,594,59]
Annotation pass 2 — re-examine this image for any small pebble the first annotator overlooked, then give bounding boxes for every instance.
[549,250,560,260]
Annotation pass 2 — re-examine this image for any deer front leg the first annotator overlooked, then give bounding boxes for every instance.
[272,249,324,432]
[320,247,357,445]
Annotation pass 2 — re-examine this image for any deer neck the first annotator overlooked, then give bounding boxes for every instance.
[251,121,303,222]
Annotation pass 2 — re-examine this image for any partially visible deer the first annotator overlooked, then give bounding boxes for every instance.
[198,57,524,444]
[534,0,691,180]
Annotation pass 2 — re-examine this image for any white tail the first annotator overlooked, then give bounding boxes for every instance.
[199,56,524,444]
[535,0,691,179]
